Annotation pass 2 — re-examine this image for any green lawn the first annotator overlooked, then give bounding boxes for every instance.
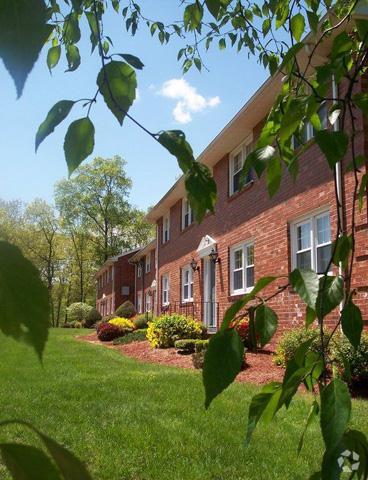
[0,329,366,480]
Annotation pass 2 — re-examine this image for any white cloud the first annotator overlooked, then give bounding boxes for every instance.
[158,78,220,124]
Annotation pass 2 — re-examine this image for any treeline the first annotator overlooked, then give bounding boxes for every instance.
[0,156,153,326]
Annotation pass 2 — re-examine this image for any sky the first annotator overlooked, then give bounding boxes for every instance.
[0,1,268,212]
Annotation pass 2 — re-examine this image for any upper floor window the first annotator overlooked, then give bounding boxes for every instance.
[182,199,194,230]
[229,141,252,196]
[145,252,151,273]
[163,212,170,243]
[181,266,194,303]
[230,241,254,295]
[137,263,142,278]
[291,211,331,274]
[293,102,328,149]
[162,274,169,305]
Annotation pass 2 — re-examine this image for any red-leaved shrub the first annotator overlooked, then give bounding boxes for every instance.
[97,322,121,342]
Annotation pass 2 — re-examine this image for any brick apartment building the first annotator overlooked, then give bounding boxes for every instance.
[97,21,368,333]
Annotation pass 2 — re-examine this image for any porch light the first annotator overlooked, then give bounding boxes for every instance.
[209,248,219,264]
[190,258,200,272]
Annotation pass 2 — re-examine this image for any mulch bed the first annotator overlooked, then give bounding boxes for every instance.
[77,333,284,385]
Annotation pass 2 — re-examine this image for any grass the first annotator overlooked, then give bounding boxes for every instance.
[0,329,367,480]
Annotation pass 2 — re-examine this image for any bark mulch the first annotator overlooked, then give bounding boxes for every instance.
[77,333,284,385]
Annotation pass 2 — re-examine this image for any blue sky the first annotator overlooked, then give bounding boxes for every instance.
[0,1,268,211]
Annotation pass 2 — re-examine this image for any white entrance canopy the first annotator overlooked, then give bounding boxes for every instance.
[197,235,217,259]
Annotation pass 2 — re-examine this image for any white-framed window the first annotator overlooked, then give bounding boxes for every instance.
[230,241,255,295]
[145,252,151,273]
[182,198,194,230]
[137,292,143,313]
[137,263,142,278]
[293,102,328,149]
[181,266,194,302]
[163,212,170,243]
[162,274,169,305]
[145,292,152,312]
[291,211,332,274]
[229,141,252,196]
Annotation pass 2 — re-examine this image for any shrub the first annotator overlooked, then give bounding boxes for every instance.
[108,317,135,331]
[175,338,209,354]
[229,317,250,347]
[147,314,203,348]
[97,322,121,342]
[67,302,93,323]
[274,327,330,367]
[194,339,209,353]
[115,300,136,319]
[331,333,368,383]
[62,321,82,328]
[84,308,102,328]
[133,314,150,330]
[112,329,147,345]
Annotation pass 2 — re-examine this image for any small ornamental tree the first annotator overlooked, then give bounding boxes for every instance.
[0,0,368,478]
[66,302,93,323]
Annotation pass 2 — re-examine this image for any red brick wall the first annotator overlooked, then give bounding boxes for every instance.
[135,248,156,314]
[155,79,368,334]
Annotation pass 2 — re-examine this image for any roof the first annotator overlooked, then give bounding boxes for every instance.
[129,239,156,263]
[145,12,352,224]
[95,247,140,277]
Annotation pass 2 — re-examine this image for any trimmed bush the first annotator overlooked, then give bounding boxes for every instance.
[133,314,150,330]
[194,339,209,353]
[84,308,102,328]
[331,333,368,383]
[192,339,209,370]
[108,317,135,331]
[67,302,93,323]
[147,314,204,348]
[115,300,136,319]
[273,327,329,367]
[62,321,82,328]
[175,338,209,354]
[97,322,121,342]
[112,329,147,345]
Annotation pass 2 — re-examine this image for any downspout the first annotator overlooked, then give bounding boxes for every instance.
[155,225,159,316]
[112,263,115,312]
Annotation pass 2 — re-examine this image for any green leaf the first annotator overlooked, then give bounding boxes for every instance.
[255,305,278,347]
[297,400,319,454]
[205,0,221,18]
[218,38,226,50]
[63,12,81,44]
[315,130,348,169]
[245,382,282,447]
[320,379,351,451]
[222,277,277,329]
[291,13,305,42]
[279,43,304,71]
[358,173,367,211]
[118,54,144,70]
[85,11,98,50]
[332,235,352,269]
[65,44,81,72]
[157,130,194,173]
[0,0,53,97]
[307,10,319,33]
[47,46,61,71]
[36,100,75,152]
[64,118,95,176]
[353,92,368,116]
[331,31,353,59]
[341,300,363,349]
[279,98,306,142]
[184,2,203,31]
[242,145,276,181]
[315,276,344,321]
[289,268,319,309]
[185,163,217,223]
[0,443,61,480]
[266,156,282,197]
[97,61,137,125]
[0,241,49,360]
[203,329,244,408]
[305,305,317,327]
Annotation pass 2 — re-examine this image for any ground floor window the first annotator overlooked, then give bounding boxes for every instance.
[291,210,331,273]
[230,241,254,295]
[137,292,143,313]
[145,291,152,312]
[181,266,193,302]
[162,274,169,305]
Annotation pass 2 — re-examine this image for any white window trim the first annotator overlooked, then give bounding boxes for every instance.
[137,292,143,314]
[145,252,151,273]
[290,209,332,274]
[182,198,194,230]
[163,212,170,244]
[181,265,194,303]
[137,263,142,278]
[292,101,328,148]
[230,240,255,296]
[229,138,253,196]
[162,274,169,306]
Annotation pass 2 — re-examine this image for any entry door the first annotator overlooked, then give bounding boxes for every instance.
[203,258,217,331]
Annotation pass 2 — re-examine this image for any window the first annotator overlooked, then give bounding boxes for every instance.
[182,199,194,230]
[229,141,252,196]
[293,102,328,149]
[230,242,255,295]
[162,274,169,305]
[163,213,170,243]
[145,292,152,312]
[145,252,151,273]
[291,211,331,274]
[137,263,142,278]
[181,266,194,302]
[137,292,142,313]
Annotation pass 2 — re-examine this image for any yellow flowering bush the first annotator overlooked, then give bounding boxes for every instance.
[108,317,135,330]
[147,314,204,349]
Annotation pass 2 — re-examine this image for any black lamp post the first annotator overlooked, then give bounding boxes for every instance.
[190,258,200,272]
[209,248,220,264]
